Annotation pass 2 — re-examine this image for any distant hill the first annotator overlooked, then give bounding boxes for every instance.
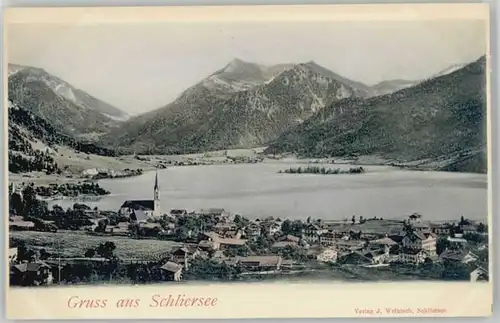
[8,64,129,139]
[100,59,371,154]
[266,56,487,173]
[8,100,116,174]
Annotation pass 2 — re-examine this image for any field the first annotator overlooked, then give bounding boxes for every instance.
[10,231,180,260]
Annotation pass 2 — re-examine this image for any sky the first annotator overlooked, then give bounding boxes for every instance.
[7,20,487,115]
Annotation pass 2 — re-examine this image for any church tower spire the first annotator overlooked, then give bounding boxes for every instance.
[153,170,161,217]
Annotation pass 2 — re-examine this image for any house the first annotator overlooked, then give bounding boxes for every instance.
[339,251,372,265]
[304,224,327,243]
[9,220,35,231]
[369,236,397,248]
[285,235,301,243]
[130,209,149,223]
[429,223,453,236]
[10,261,53,286]
[332,239,365,252]
[439,250,479,264]
[408,213,422,224]
[170,209,188,217]
[398,248,428,264]
[470,267,488,282]
[236,256,283,271]
[402,231,437,256]
[244,223,261,239]
[198,240,220,251]
[160,261,182,281]
[460,221,478,234]
[198,208,227,217]
[447,236,467,244]
[271,241,298,249]
[217,238,248,248]
[260,221,281,236]
[119,171,161,218]
[170,245,200,268]
[363,248,389,264]
[213,222,238,236]
[9,248,18,264]
[315,247,338,263]
[413,222,431,233]
[319,232,336,246]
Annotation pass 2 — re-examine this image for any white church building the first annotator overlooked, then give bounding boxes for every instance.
[119,170,161,219]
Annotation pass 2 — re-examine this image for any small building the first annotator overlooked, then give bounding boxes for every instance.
[439,250,479,264]
[10,261,53,286]
[402,231,437,256]
[304,224,328,243]
[213,222,238,236]
[271,241,298,249]
[236,256,282,271]
[369,236,397,248]
[170,246,200,268]
[319,232,337,246]
[160,261,183,281]
[9,248,18,264]
[198,240,220,251]
[429,223,453,236]
[316,247,338,263]
[408,213,422,224]
[285,235,301,243]
[363,248,389,265]
[244,223,261,239]
[130,209,149,223]
[170,209,188,217]
[447,236,468,244]
[9,220,35,231]
[217,237,248,248]
[470,267,488,282]
[398,248,428,264]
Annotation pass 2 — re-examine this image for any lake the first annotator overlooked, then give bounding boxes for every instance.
[49,162,488,222]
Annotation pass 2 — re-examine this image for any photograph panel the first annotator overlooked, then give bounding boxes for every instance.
[3,3,492,319]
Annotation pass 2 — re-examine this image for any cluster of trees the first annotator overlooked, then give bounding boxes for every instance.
[9,105,116,157]
[183,258,244,281]
[279,166,365,175]
[9,150,60,174]
[9,183,49,219]
[34,182,110,198]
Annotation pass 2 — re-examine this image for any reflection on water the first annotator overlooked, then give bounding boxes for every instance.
[49,163,488,221]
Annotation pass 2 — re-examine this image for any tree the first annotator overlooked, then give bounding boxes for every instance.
[85,248,96,258]
[306,216,311,224]
[436,238,451,255]
[10,192,23,216]
[39,248,50,260]
[351,215,356,224]
[96,242,116,259]
[477,223,486,233]
[281,220,292,235]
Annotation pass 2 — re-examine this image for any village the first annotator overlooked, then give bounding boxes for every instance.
[8,171,489,286]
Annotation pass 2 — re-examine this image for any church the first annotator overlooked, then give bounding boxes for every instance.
[119,170,161,219]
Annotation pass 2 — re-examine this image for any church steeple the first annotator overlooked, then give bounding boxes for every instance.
[153,170,161,217]
[154,170,159,191]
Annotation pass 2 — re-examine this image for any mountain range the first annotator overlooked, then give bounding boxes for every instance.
[7,56,487,173]
[8,64,129,140]
[266,56,487,172]
[99,59,423,154]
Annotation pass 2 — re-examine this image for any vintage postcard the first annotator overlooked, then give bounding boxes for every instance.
[4,3,493,319]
